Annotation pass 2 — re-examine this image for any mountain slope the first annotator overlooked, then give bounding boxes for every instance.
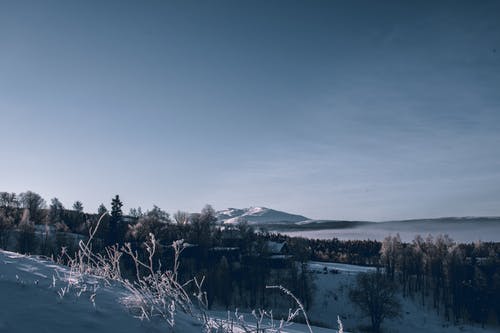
[217,207,309,225]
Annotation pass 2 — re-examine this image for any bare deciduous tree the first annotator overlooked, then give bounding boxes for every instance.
[19,191,46,224]
[173,210,189,225]
[349,270,401,333]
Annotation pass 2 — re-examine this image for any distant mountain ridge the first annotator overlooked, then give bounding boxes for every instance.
[216,207,310,225]
[216,207,500,231]
[384,216,500,223]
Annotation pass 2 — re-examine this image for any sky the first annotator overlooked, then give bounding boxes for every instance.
[1,0,499,221]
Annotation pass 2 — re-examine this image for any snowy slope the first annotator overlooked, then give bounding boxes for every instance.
[0,250,201,333]
[308,261,377,275]
[0,250,337,333]
[306,261,498,333]
[217,207,309,225]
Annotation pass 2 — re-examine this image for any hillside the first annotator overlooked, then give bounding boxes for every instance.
[217,207,310,225]
[306,262,498,333]
[0,250,336,333]
[0,250,199,333]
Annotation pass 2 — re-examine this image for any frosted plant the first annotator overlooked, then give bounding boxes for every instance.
[337,315,343,333]
[266,285,313,333]
[50,211,342,333]
[53,212,196,328]
[199,286,317,333]
[57,285,69,299]
[120,234,194,326]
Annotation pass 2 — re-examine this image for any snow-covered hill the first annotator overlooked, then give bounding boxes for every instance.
[0,250,336,333]
[307,261,498,333]
[217,207,309,225]
[0,250,192,333]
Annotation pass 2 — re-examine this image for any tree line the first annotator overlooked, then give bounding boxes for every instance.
[0,191,314,311]
[2,190,498,328]
[379,234,500,327]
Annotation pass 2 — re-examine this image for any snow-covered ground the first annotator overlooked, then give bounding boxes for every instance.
[306,261,498,333]
[0,250,195,333]
[208,311,339,333]
[308,261,377,275]
[217,207,309,225]
[1,248,496,333]
[0,250,338,333]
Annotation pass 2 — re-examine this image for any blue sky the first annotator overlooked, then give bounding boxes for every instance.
[1,1,499,220]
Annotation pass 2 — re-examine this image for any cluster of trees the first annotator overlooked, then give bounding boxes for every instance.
[4,190,499,329]
[264,231,500,331]
[0,191,103,255]
[0,191,314,312]
[1,191,49,253]
[123,204,314,310]
[379,234,500,327]
[346,234,500,333]
[263,233,381,266]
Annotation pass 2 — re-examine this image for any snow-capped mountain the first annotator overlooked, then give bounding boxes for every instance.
[216,207,310,225]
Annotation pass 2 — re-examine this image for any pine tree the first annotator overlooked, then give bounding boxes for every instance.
[98,203,108,215]
[111,195,123,219]
[73,201,84,213]
[107,195,123,245]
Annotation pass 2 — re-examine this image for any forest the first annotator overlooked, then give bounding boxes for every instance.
[1,191,499,328]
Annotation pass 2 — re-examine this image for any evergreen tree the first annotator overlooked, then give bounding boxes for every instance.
[73,201,84,213]
[111,195,123,219]
[68,200,86,232]
[98,203,108,215]
[107,195,123,245]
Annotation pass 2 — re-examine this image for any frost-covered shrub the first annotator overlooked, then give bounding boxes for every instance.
[56,212,341,333]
